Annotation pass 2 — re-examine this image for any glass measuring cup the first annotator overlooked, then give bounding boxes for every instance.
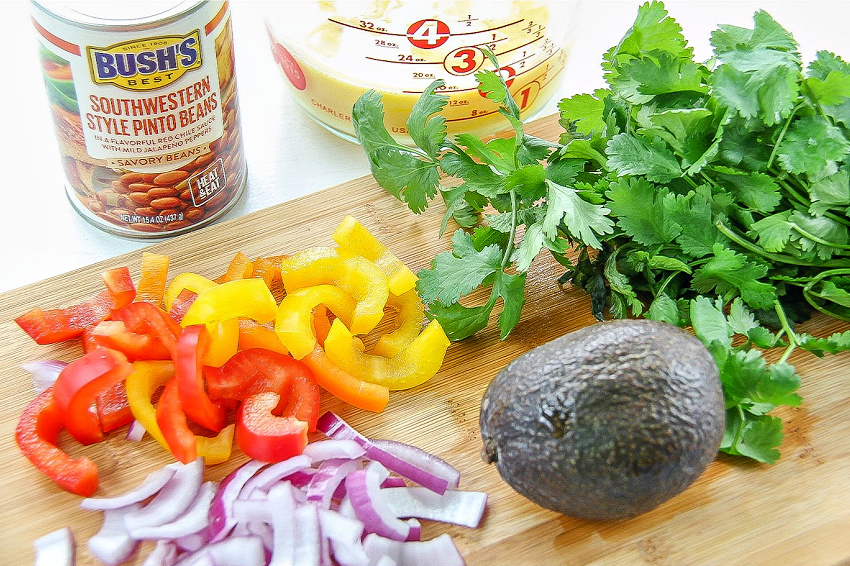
[264,1,578,145]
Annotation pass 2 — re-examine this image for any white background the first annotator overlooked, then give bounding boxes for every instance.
[2,0,849,292]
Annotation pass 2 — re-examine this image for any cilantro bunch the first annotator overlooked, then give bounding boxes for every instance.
[352,2,850,463]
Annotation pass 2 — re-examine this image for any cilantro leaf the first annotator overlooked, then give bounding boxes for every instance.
[406,80,448,157]
[496,272,527,339]
[557,90,609,138]
[606,177,681,246]
[692,244,777,309]
[777,115,850,178]
[543,180,613,249]
[721,410,784,464]
[605,0,692,69]
[606,133,683,182]
[416,230,502,305]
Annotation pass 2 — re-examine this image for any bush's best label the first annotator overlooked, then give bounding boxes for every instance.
[88,31,202,91]
[32,1,245,237]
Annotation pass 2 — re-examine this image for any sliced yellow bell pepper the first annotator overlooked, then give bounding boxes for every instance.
[163,272,217,312]
[124,360,234,464]
[275,285,357,359]
[323,318,450,390]
[279,255,389,335]
[301,344,389,413]
[279,247,338,279]
[238,320,289,355]
[181,278,277,326]
[204,318,240,367]
[371,288,426,358]
[332,215,418,296]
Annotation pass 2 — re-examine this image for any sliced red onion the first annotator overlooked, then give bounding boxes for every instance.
[176,536,266,566]
[142,540,178,566]
[33,527,75,566]
[22,360,68,393]
[381,477,406,488]
[81,464,178,511]
[129,481,216,540]
[305,458,362,510]
[124,458,204,531]
[329,538,371,566]
[293,503,321,566]
[405,519,422,542]
[176,531,208,553]
[208,459,268,543]
[317,509,363,545]
[362,533,466,566]
[345,461,411,541]
[126,419,147,442]
[302,438,365,462]
[268,481,298,566]
[370,439,461,491]
[374,556,398,566]
[238,454,311,499]
[382,486,488,528]
[231,497,272,524]
[317,412,452,494]
[87,504,140,566]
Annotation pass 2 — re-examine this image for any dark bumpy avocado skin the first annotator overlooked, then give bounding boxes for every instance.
[480,319,725,520]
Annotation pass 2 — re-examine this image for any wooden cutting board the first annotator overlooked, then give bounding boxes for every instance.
[1,114,849,566]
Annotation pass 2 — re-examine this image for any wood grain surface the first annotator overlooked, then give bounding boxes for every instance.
[1,115,849,566]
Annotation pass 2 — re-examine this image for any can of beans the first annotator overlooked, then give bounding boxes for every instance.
[31,1,246,237]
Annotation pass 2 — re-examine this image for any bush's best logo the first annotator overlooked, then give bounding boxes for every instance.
[87,31,202,91]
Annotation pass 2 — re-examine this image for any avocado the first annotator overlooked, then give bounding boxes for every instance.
[479,319,725,520]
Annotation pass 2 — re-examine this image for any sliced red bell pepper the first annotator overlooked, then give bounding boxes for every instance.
[111,301,182,359]
[236,391,309,463]
[101,266,136,307]
[15,387,99,496]
[167,289,198,323]
[81,325,100,353]
[155,377,197,464]
[96,381,134,433]
[52,347,134,445]
[176,324,226,432]
[135,252,170,307]
[90,320,172,361]
[204,348,320,430]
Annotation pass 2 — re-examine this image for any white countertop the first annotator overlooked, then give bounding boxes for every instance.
[2,0,848,293]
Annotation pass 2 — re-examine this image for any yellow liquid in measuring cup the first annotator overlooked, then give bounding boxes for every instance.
[266,1,575,144]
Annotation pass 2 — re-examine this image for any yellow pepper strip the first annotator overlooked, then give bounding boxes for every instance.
[238,320,289,355]
[279,255,389,335]
[216,251,254,283]
[124,360,234,464]
[323,318,450,390]
[204,318,240,367]
[135,252,170,307]
[278,247,338,280]
[370,288,426,358]
[332,215,418,296]
[163,272,217,312]
[275,285,357,359]
[181,278,278,326]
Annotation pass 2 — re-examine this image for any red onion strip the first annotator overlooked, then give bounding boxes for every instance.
[345,461,411,541]
[124,458,204,531]
[22,360,68,393]
[87,504,140,566]
[81,465,177,511]
[142,540,178,566]
[128,482,216,540]
[207,459,267,543]
[382,486,488,528]
[33,527,75,566]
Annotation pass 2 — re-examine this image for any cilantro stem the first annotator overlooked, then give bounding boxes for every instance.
[502,190,518,271]
[766,103,805,170]
[730,405,747,455]
[714,220,850,268]
[791,225,850,250]
[774,300,799,364]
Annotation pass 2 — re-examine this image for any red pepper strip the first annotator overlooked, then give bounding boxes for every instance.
[81,325,100,353]
[111,302,182,359]
[15,387,99,496]
[135,252,170,307]
[101,266,136,306]
[91,320,172,361]
[14,282,134,346]
[52,347,134,445]
[205,348,320,431]
[168,289,198,323]
[301,345,389,413]
[155,377,197,464]
[96,381,134,433]
[176,325,226,432]
[236,391,309,463]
